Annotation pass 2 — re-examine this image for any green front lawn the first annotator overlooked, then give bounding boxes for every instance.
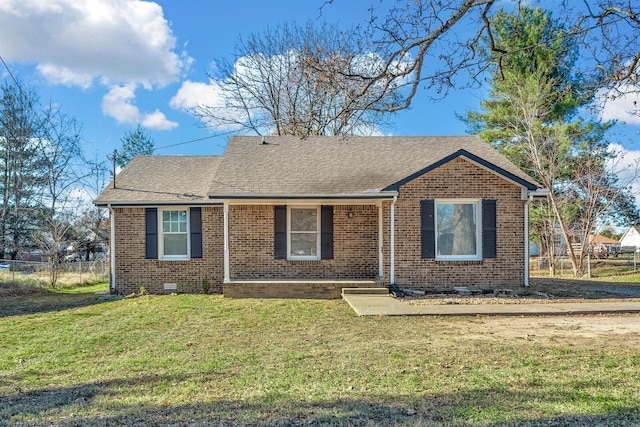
[1,286,639,426]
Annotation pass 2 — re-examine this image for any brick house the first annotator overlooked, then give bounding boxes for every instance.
[94,136,547,298]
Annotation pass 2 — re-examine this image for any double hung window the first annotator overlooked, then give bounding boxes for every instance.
[288,207,320,260]
[160,209,189,259]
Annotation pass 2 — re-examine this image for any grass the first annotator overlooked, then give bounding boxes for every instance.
[1,284,640,426]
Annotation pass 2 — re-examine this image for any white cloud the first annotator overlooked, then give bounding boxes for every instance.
[170,79,245,130]
[598,86,640,125]
[170,80,225,111]
[0,0,188,87]
[37,63,94,89]
[141,110,178,131]
[607,143,640,207]
[102,83,178,130]
[101,84,141,125]
[0,0,189,129]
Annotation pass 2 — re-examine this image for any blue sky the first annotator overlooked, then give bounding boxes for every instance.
[1,0,639,174]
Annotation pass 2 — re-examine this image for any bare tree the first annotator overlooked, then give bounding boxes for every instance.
[33,109,86,287]
[193,21,403,137]
[318,1,640,116]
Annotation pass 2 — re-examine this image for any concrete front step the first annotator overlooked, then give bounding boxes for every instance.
[224,279,383,299]
[342,287,389,296]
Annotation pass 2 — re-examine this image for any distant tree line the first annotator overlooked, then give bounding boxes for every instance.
[0,79,108,286]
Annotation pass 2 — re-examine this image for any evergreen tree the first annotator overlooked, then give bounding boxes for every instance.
[464,7,638,277]
[117,125,154,168]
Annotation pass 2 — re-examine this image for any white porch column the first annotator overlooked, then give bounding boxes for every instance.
[223,201,230,282]
[390,196,397,284]
[524,197,531,287]
[378,200,383,278]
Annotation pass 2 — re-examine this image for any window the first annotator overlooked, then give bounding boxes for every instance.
[288,207,320,260]
[160,209,189,259]
[435,200,481,260]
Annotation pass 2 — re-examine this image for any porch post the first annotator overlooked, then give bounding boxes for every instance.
[223,201,230,282]
[378,200,383,278]
[390,195,397,284]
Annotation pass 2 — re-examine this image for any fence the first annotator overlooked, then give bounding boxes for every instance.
[530,250,640,278]
[0,258,110,285]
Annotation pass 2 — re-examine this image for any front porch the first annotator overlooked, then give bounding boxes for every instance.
[224,278,385,299]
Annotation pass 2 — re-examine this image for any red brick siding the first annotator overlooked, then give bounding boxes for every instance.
[228,204,379,280]
[389,158,526,288]
[113,206,224,295]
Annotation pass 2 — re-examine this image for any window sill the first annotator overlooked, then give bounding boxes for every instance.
[287,257,321,262]
[159,257,191,262]
[434,259,483,265]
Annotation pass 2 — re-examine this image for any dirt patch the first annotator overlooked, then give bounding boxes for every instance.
[398,278,640,342]
[0,281,48,297]
[446,313,640,342]
[401,277,640,305]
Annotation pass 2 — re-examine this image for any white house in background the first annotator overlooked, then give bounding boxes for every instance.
[619,226,640,249]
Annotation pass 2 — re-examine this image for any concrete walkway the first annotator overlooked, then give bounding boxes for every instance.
[342,293,640,316]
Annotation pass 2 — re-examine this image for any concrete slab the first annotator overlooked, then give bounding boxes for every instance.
[342,294,640,317]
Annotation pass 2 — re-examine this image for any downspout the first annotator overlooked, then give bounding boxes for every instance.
[223,202,230,283]
[390,195,398,285]
[378,200,383,279]
[524,195,533,287]
[108,204,116,293]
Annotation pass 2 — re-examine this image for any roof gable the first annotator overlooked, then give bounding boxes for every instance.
[383,149,538,191]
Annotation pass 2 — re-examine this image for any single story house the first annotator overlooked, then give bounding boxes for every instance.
[620,226,640,250]
[94,136,547,298]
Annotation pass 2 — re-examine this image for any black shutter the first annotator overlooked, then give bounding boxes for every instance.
[321,205,334,259]
[421,200,435,259]
[274,205,287,259]
[482,199,497,259]
[145,208,158,259]
[190,207,203,258]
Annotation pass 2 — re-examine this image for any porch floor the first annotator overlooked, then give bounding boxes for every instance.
[224,279,384,299]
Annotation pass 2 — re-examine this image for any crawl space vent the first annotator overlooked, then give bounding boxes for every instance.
[163,283,177,291]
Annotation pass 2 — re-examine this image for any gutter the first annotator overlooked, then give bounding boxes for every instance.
[523,188,550,287]
[108,204,116,293]
[524,195,532,287]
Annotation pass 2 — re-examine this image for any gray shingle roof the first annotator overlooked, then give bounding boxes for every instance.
[207,135,538,197]
[94,156,222,205]
[95,136,540,205]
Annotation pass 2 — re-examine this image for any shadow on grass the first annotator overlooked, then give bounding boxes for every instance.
[0,289,107,318]
[2,374,639,426]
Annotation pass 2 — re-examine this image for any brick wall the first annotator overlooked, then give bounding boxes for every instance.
[388,157,526,288]
[228,204,379,280]
[113,206,224,295]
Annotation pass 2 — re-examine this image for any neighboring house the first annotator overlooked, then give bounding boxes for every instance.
[619,226,640,250]
[588,234,621,257]
[94,136,547,298]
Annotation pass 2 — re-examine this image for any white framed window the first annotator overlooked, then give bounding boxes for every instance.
[159,208,190,260]
[435,199,481,261]
[287,206,320,260]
